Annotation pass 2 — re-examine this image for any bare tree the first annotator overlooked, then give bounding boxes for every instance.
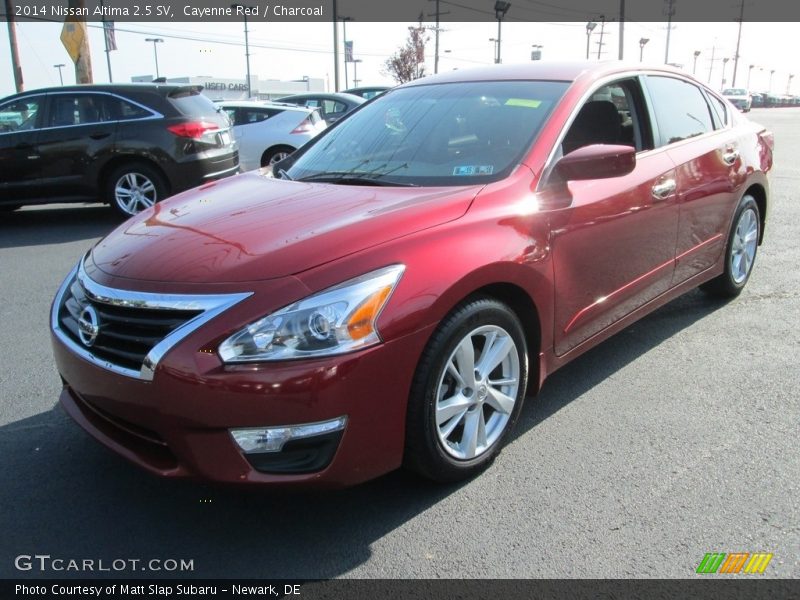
[383,19,429,84]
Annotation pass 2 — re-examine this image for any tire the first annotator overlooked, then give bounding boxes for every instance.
[261,146,295,168]
[404,297,529,482]
[106,162,168,218]
[701,194,761,298]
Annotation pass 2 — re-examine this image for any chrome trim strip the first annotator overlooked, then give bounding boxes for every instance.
[202,163,240,179]
[0,91,164,136]
[52,259,252,382]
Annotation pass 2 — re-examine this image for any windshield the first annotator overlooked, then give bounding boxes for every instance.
[723,89,748,96]
[286,80,568,186]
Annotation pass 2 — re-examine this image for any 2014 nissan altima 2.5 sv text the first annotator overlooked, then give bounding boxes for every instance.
[50,62,773,487]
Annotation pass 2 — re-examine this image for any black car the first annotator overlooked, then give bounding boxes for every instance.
[342,86,390,100]
[0,84,238,217]
[274,92,365,125]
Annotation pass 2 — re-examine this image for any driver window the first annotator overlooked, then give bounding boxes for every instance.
[561,80,649,156]
[0,96,43,133]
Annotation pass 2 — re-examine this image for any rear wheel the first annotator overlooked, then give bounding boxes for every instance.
[701,194,760,298]
[404,297,529,482]
[106,163,167,218]
[261,145,295,168]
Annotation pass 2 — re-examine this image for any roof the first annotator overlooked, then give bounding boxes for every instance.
[2,83,201,100]
[401,61,695,88]
[216,100,311,111]
[276,92,366,103]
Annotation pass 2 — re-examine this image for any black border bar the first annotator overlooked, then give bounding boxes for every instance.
[3,0,800,22]
[5,579,800,600]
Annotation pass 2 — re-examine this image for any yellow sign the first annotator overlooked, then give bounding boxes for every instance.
[60,21,86,64]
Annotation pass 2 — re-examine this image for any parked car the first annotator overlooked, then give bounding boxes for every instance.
[218,100,326,171]
[721,87,752,112]
[0,84,238,217]
[750,93,765,108]
[51,62,772,487]
[274,92,365,125]
[342,86,391,100]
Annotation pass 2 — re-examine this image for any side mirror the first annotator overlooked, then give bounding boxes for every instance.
[556,144,636,181]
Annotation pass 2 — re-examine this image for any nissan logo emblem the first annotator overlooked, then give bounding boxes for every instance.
[77,305,100,347]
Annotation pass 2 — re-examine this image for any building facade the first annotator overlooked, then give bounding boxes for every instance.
[131,75,326,100]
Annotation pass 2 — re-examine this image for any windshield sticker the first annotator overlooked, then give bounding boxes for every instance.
[453,165,494,176]
[505,98,542,108]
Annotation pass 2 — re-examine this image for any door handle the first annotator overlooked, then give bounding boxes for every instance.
[722,148,739,166]
[651,178,676,201]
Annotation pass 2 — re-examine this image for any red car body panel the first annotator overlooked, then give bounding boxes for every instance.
[50,62,773,487]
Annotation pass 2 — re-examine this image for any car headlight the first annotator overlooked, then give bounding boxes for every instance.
[218,264,405,363]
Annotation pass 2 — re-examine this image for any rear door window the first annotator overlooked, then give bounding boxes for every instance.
[47,94,112,127]
[645,76,715,146]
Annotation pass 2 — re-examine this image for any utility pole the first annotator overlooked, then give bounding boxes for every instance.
[618,0,625,60]
[731,0,744,87]
[427,0,448,74]
[664,0,676,64]
[596,15,606,60]
[5,0,24,92]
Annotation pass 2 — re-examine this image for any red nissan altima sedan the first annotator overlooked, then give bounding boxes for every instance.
[51,62,773,487]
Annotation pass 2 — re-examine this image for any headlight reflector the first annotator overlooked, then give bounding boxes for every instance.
[218,264,404,362]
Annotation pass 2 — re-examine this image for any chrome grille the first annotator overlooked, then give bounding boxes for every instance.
[59,278,202,372]
[51,260,252,380]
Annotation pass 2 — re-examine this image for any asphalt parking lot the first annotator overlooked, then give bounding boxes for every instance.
[1,108,798,580]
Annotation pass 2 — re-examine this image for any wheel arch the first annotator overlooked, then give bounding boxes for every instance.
[405,262,551,397]
[98,155,172,199]
[260,144,296,167]
[743,183,767,244]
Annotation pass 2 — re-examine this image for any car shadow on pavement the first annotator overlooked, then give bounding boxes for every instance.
[0,290,729,580]
[0,205,119,249]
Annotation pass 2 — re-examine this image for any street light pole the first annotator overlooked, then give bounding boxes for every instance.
[769,69,775,93]
[54,63,65,86]
[585,21,596,60]
[692,50,700,75]
[489,38,498,63]
[494,1,510,64]
[747,64,755,89]
[144,38,164,79]
[639,37,649,62]
[721,57,729,89]
[352,59,363,88]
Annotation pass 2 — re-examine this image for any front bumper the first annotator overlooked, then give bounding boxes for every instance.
[51,303,432,487]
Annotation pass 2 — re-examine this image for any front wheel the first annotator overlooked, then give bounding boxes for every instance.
[701,194,761,298]
[404,297,529,482]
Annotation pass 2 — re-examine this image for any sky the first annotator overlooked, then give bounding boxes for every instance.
[1,19,797,98]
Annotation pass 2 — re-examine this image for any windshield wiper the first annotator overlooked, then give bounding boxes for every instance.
[295,174,418,187]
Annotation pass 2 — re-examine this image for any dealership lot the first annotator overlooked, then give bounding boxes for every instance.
[1,108,798,578]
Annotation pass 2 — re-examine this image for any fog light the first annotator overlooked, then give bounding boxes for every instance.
[230,416,347,454]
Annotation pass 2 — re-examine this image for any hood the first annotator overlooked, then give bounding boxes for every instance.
[90,171,481,283]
